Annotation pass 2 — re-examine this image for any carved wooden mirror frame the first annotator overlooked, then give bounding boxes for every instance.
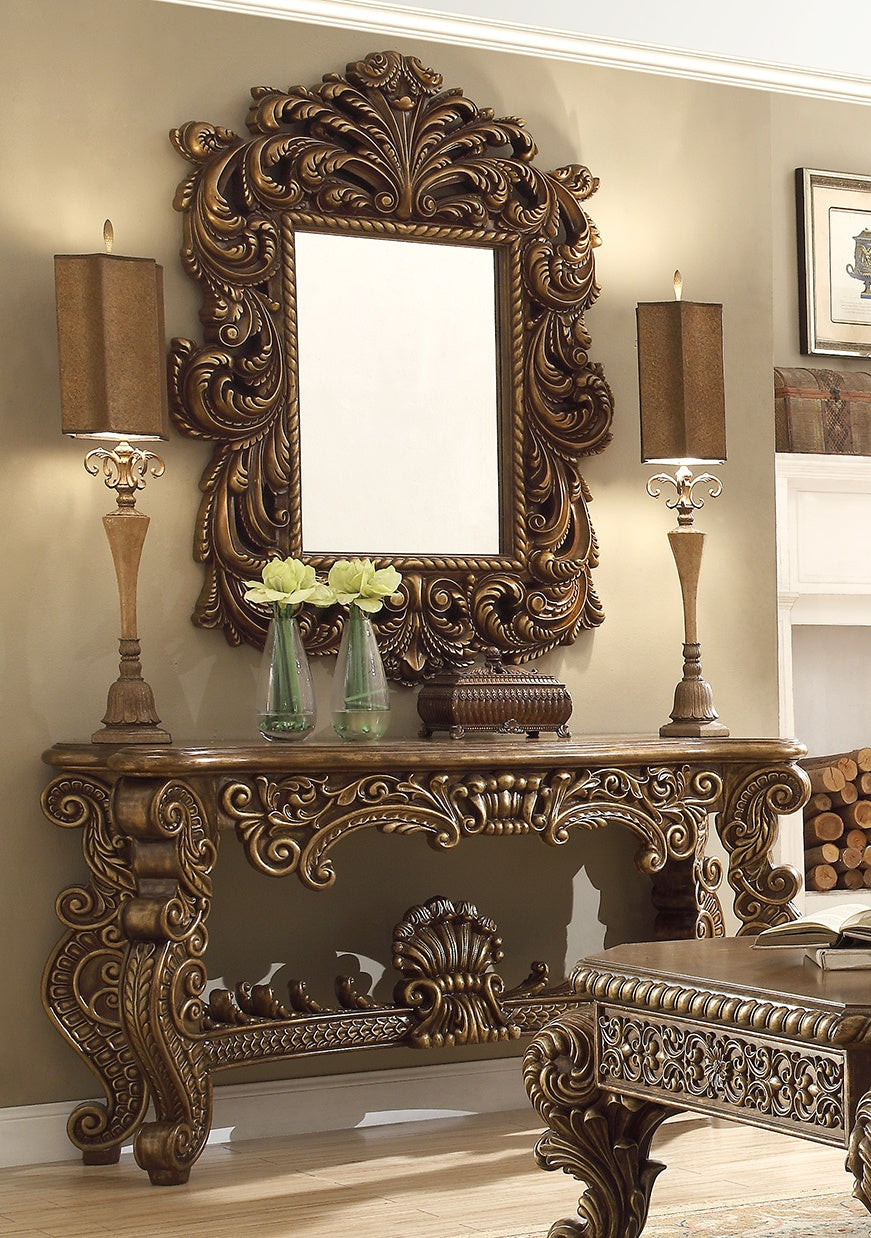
[169,50,613,684]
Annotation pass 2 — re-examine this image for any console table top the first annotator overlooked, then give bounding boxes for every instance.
[43,734,806,775]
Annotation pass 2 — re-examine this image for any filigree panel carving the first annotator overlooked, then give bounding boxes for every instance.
[717,762,811,933]
[597,1009,845,1136]
[203,896,555,1056]
[40,776,148,1160]
[117,779,217,1185]
[221,764,719,898]
[169,50,613,682]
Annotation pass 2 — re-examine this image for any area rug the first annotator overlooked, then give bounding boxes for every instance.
[463,1191,871,1237]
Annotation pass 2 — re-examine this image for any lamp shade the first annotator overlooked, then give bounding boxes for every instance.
[636,300,726,464]
[54,251,169,439]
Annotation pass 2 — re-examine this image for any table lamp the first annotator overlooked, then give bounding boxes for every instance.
[54,221,172,744]
[636,271,729,738]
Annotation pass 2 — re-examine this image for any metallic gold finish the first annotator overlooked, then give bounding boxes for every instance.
[645,465,722,528]
[647,469,728,738]
[40,737,807,1183]
[169,51,613,683]
[526,937,871,1235]
[523,1009,673,1238]
[85,444,171,744]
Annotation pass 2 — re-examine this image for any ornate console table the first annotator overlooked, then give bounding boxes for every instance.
[41,736,808,1185]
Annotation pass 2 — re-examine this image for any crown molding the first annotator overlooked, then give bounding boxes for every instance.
[153,0,871,105]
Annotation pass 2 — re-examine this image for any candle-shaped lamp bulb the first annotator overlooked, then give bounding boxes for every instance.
[673,270,683,301]
[103,219,114,254]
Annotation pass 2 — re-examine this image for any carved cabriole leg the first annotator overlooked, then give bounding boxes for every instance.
[523,1008,675,1237]
[847,1091,871,1215]
[717,762,811,934]
[115,777,217,1186]
[40,775,148,1163]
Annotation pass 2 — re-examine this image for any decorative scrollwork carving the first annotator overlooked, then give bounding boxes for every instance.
[169,49,613,682]
[115,779,217,1185]
[523,1009,674,1238]
[393,896,519,1047]
[598,1009,844,1134]
[40,776,148,1160]
[574,968,871,1047]
[717,763,810,933]
[222,765,718,895]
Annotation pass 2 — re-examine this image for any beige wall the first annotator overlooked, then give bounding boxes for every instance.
[1,0,846,1109]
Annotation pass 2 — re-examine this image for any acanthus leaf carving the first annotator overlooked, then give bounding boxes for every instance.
[169,50,613,683]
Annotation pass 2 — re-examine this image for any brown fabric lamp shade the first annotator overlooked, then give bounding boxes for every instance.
[636,300,726,464]
[54,251,169,439]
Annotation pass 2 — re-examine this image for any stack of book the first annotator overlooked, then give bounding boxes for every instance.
[753,903,871,969]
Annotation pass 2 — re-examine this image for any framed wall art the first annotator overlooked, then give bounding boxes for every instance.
[797,167,871,357]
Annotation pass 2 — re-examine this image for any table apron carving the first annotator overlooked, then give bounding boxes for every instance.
[40,738,808,1184]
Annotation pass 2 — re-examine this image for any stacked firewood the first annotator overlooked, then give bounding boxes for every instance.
[803,750,871,891]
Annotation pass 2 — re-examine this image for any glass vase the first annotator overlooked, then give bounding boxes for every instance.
[256,604,316,741]
[331,604,390,741]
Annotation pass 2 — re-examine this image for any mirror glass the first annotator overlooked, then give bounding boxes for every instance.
[295,230,501,556]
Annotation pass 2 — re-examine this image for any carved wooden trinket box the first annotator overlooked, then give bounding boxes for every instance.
[417,650,572,739]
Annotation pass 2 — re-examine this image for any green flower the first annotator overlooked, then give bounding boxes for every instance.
[243,557,333,609]
[328,558,402,613]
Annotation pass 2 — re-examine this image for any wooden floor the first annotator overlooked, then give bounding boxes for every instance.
[0,1108,856,1237]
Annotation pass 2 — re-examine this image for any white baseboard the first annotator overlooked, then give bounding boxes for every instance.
[0,1057,528,1169]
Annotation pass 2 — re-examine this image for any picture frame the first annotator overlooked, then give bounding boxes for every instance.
[796,167,871,357]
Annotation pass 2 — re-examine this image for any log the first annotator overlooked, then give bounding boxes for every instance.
[840,868,866,889]
[844,828,869,851]
[863,867,871,888]
[836,756,859,782]
[838,800,871,830]
[856,748,871,773]
[806,863,837,891]
[808,793,834,814]
[830,782,859,807]
[860,773,871,796]
[803,812,845,844]
[834,846,864,871]
[804,842,841,867]
[807,765,846,794]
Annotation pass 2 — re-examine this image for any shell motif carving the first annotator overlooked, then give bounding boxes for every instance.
[169,50,613,683]
[393,896,520,1047]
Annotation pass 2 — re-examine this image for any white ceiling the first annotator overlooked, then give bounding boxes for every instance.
[154,0,871,103]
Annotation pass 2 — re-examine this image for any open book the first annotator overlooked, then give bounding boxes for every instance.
[753,903,871,948]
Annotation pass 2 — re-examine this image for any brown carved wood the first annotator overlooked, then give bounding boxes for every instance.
[168,50,613,683]
[525,938,871,1235]
[41,737,807,1183]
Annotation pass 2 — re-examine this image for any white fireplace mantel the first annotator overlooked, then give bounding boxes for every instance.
[776,451,871,908]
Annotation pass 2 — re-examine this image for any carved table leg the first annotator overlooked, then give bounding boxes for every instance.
[846,1091,871,1217]
[523,1007,676,1237]
[41,775,148,1163]
[717,763,810,934]
[116,777,217,1185]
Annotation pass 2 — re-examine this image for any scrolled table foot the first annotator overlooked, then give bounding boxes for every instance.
[134,1122,195,1186]
[524,1008,676,1238]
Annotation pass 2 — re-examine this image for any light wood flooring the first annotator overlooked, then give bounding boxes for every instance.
[0,1108,858,1237]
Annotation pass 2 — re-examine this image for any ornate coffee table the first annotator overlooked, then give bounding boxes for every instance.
[524,937,871,1236]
